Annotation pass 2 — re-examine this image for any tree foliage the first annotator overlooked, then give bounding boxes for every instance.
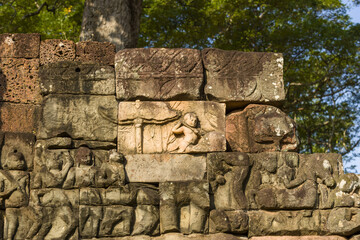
[0,0,360,171]
[0,0,84,40]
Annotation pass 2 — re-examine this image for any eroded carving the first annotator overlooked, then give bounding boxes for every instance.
[159,181,209,234]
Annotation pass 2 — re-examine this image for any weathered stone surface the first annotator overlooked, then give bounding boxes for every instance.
[0,33,40,58]
[39,61,115,95]
[248,208,360,237]
[37,95,118,141]
[28,188,79,239]
[245,153,341,210]
[207,152,251,210]
[0,58,41,103]
[209,210,248,234]
[76,41,116,65]
[202,48,285,108]
[125,154,206,182]
[248,210,325,236]
[251,237,347,240]
[118,101,226,154]
[350,235,360,240]
[160,181,209,234]
[40,39,75,65]
[326,208,360,236]
[132,205,160,236]
[106,233,248,240]
[80,205,134,238]
[226,104,298,153]
[115,48,203,101]
[0,102,40,133]
[1,132,35,171]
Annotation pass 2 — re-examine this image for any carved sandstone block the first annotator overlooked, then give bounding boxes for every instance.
[0,58,41,103]
[159,181,209,234]
[125,154,206,182]
[80,205,136,238]
[115,48,203,101]
[251,237,347,240]
[245,153,342,210]
[226,104,298,152]
[0,33,40,58]
[0,103,40,133]
[37,95,118,141]
[117,233,248,240]
[76,41,116,65]
[118,101,226,154]
[39,61,115,95]
[40,39,76,65]
[202,48,285,108]
[209,210,248,234]
[248,208,360,237]
[207,152,251,210]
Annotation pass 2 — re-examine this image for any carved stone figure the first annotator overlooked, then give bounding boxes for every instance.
[159,181,209,234]
[97,150,126,188]
[207,152,251,210]
[32,150,73,189]
[30,189,78,240]
[64,146,99,189]
[167,112,200,153]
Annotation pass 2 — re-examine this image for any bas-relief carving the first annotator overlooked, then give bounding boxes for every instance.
[207,153,251,210]
[245,153,340,210]
[118,101,226,154]
[159,181,210,234]
[115,48,203,101]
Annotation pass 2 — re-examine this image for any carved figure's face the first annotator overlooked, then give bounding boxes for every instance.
[109,150,124,163]
[46,152,63,170]
[184,113,198,128]
[6,149,26,170]
[75,147,93,166]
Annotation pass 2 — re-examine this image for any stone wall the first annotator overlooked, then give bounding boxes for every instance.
[0,33,359,240]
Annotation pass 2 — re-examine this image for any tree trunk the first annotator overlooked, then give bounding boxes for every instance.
[80,0,142,51]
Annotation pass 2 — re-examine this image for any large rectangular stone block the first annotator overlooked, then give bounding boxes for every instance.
[39,61,115,95]
[37,95,118,141]
[125,154,206,182]
[115,48,203,101]
[0,33,40,58]
[0,58,41,104]
[0,102,40,133]
[118,101,226,154]
[202,49,285,108]
[40,39,76,65]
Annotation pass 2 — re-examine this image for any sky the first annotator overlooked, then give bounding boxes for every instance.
[346,1,360,23]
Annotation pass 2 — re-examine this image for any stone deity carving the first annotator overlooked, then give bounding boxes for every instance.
[167,112,200,153]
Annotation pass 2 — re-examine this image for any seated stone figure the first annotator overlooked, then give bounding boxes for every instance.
[64,146,99,189]
[97,149,126,188]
